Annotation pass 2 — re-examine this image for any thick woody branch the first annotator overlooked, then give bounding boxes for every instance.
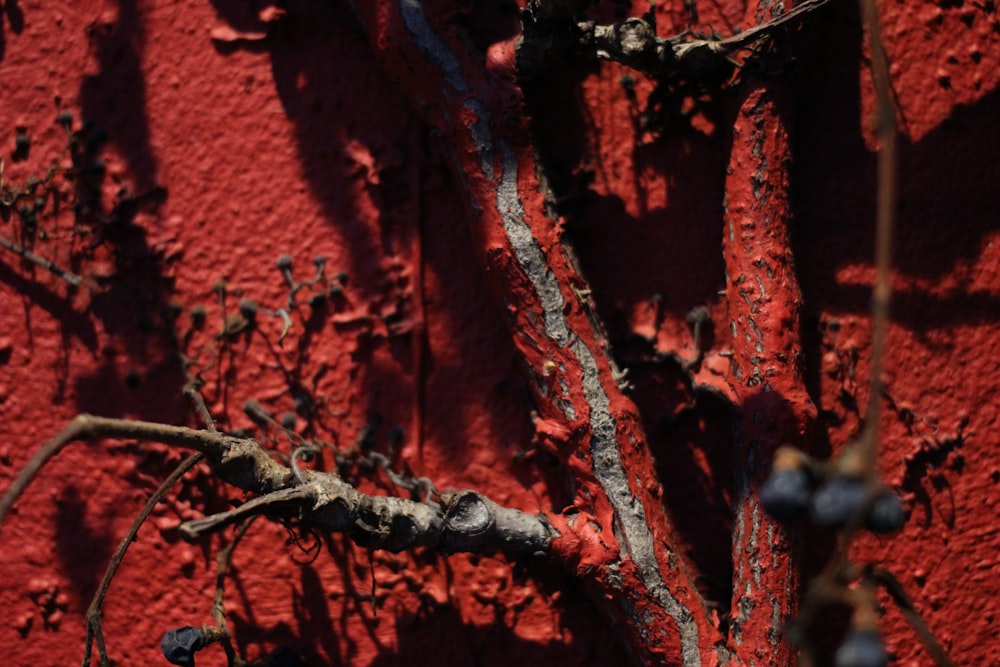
[577,0,835,79]
[0,415,554,558]
[721,2,817,663]
[350,3,725,664]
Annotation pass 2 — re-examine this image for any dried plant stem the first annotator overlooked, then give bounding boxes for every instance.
[0,234,85,286]
[856,0,896,468]
[578,0,837,77]
[211,519,255,666]
[869,568,956,667]
[0,415,554,557]
[82,453,203,667]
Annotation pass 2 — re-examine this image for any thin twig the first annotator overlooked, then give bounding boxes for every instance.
[212,519,255,666]
[0,234,85,287]
[82,453,203,667]
[185,384,216,432]
[855,0,896,469]
[0,415,253,526]
[178,487,314,542]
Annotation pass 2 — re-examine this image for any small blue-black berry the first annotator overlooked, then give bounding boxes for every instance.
[161,625,201,667]
[811,475,867,527]
[867,490,905,533]
[759,468,813,522]
[835,629,888,667]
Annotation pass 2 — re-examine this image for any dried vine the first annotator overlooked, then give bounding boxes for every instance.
[0,1,961,666]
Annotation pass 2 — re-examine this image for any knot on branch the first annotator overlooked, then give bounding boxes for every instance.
[442,490,495,550]
[584,19,664,71]
[351,494,439,552]
[615,19,657,60]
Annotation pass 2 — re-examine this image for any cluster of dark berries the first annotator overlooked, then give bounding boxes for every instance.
[759,446,904,533]
[759,445,905,667]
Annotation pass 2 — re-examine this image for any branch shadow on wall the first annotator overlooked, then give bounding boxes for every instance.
[207,0,540,479]
[64,0,184,422]
[792,1,1000,339]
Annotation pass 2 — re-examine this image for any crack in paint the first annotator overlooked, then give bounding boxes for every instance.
[498,143,701,666]
[573,339,701,666]
[497,142,571,347]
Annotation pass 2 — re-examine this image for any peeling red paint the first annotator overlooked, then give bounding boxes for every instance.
[1,1,999,666]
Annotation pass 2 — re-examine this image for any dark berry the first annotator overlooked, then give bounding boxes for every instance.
[811,475,867,528]
[835,629,888,667]
[276,254,293,271]
[161,625,201,667]
[56,110,74,129]
[280,411,297,430]
[759,468,812,522]
[867,490,905,533]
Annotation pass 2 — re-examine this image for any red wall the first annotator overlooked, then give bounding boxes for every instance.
[1,1,997,665]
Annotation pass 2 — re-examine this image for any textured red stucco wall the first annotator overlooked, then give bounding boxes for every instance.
[0,1,997,665]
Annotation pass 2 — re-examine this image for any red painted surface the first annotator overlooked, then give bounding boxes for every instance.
[0,1,997,666]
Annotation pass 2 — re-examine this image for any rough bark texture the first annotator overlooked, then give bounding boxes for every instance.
[722,3,815,664]
[1,1,998,666]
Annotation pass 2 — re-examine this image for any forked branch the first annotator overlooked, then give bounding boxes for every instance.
[0,415,555,558]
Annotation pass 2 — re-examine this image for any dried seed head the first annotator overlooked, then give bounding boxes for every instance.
[56,110,74,129]
[189,305,207,328]
[239,299,259,319]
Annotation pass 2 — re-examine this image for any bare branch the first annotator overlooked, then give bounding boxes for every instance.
[82,453,203,667]
[349,3,727,663]
[0,416,555,560]
[0,234,85,286]
[578,0,837,78]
